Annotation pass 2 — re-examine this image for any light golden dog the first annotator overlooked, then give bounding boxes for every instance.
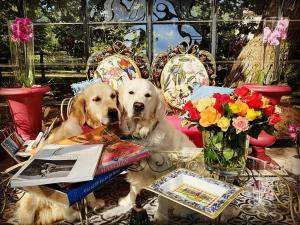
[118,79,197,222]
[17,83,120,225]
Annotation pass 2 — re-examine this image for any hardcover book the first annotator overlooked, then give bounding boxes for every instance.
[24,167,126,206]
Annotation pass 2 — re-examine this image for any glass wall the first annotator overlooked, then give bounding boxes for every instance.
[0,0,299,86]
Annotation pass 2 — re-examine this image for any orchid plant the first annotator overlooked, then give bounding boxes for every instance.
[288,124,300,158]
[9,17,35,87]
[259,17,289,85]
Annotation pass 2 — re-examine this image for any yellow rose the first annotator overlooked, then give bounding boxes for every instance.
[229,99,248,116]
[195,97,216,113]
[199,106,221,127]
[246,108,261,121]
[217,117,230,132]
[261,97,270,108]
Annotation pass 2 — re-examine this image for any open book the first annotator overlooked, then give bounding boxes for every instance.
[32,126,150,176]
[11,144,103,187]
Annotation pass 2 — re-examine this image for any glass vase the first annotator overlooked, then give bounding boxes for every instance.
[203,129,248,176]
[8,21,35,87]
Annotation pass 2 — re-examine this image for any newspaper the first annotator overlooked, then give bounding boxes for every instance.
[11,144,103,187]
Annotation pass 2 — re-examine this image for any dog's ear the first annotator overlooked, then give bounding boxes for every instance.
[154,88,167,120]
[70,94,86,125]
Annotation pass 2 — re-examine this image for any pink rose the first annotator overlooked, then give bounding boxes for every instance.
[232,116,249,133]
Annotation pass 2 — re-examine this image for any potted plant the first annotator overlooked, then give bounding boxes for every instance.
[288,124,300,175]
[182,86,282,176]
[0,17,50,140]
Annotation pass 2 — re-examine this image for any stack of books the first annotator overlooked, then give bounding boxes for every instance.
[7,126,150,206]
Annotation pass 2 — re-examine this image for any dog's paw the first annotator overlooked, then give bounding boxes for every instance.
[139,126,151,138]
[154,212,168,225]
[118,195,134,207]
[88,198,105,212]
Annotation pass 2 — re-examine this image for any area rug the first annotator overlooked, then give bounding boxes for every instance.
[1,175,299,225]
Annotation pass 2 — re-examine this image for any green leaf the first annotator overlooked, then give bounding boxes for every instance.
[181,119,189,127]
[264,125,276,135]
[223,148,234,161]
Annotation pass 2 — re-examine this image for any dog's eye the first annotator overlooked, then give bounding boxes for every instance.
[145,93,151,98]
[129,91,134,95]
[110,93,116,99]
[93,96,101,102]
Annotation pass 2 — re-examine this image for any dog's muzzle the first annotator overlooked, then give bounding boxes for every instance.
[108,108,119,123]
[133,102,145,117]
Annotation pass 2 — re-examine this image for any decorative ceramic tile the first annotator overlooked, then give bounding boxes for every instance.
[147,168,243,219]
[160,54,209,109]
[95,54,141,89]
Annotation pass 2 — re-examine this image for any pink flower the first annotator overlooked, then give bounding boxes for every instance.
[263,27,272,43]
[232,116,249,133]
[276,18,289,38]
[268,31,280,46]
[11,17,33,43]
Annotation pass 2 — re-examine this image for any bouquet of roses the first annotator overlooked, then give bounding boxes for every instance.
[182,86,282,174]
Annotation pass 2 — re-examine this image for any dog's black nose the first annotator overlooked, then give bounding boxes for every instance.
[133,102,144,112]
[108,108,118,120]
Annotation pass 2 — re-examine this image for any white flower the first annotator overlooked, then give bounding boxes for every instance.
[275,105,282,114]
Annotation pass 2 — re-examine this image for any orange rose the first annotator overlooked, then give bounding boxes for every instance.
[229,99,248,116]
[200,106,221,127]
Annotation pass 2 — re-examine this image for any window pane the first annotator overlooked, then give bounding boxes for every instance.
[153,0,212,21]
[26,0,82,23]
[217,0,264,20]
[217,21,260,61]
[34,24,85,74]
[88,0,146,22]
[0,0,22,67]
[90,25,147,54]
[153,24,211,57]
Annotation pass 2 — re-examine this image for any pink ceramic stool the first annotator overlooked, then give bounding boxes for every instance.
[166,115,203,147]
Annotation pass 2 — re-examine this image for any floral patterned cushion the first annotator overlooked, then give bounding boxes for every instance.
[94,54,141,89]
[161,54,209,109]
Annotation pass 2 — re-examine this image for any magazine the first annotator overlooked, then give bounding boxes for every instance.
[96,140,150,175]
[1,132,25,163]
[11,144,103,187]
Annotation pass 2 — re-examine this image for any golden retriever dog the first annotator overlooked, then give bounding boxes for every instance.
[17,83,120,225]
[117,78,197,222]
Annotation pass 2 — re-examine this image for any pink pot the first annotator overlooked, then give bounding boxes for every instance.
[242,84,291,104]
[249,130,276,162]
[0,86,50,140]
[242,84,291,163]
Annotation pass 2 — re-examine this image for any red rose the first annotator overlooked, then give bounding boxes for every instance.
[183,101,200,121]
[268,113,281,125]
[234,86,250,97]
[244,92,263,109]
[263,105,275,116]
[213,93,230,113]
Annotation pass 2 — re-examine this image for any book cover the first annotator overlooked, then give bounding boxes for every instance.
[24,167,126,206]
[11,144,104,187]
[96,140,150,175]
[1,132,25,163]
